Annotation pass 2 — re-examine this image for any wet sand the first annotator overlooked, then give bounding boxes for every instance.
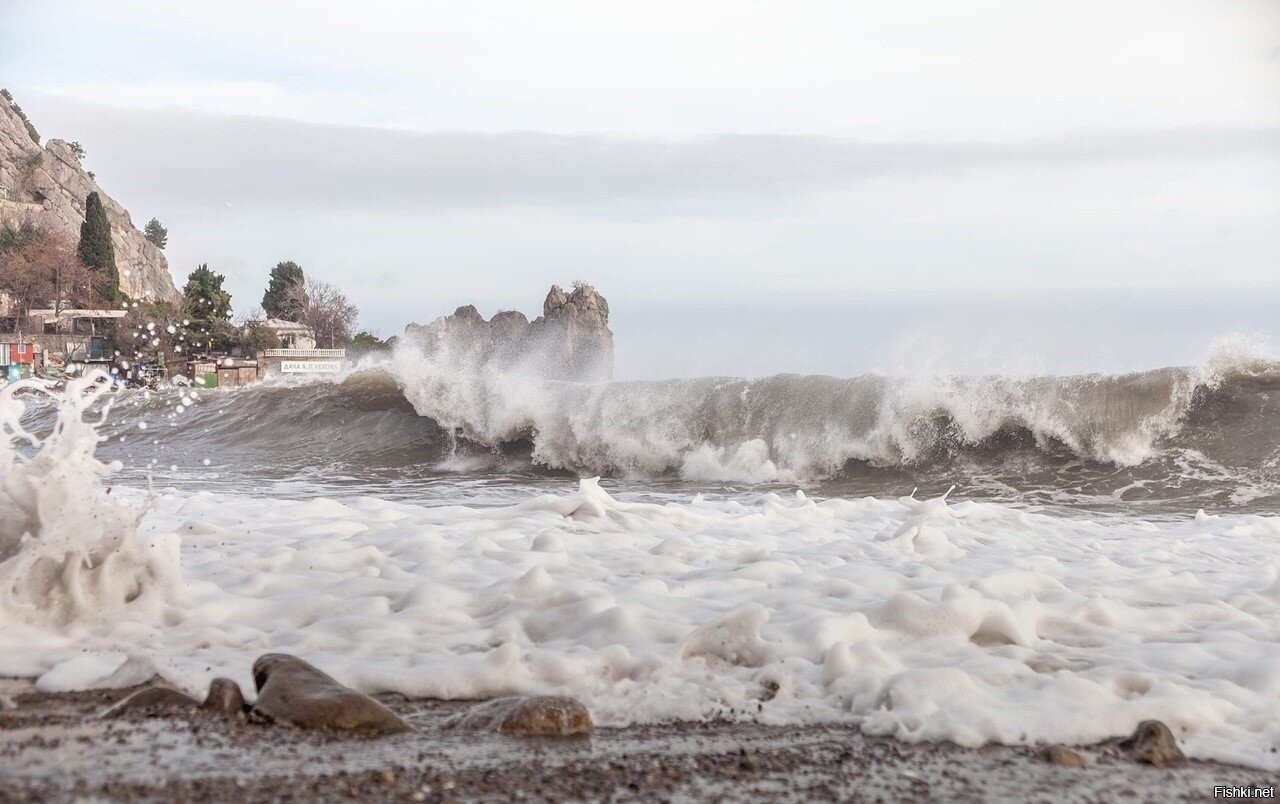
[0,679,1274,802]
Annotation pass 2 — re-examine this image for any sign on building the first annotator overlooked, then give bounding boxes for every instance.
[280,360,344,374]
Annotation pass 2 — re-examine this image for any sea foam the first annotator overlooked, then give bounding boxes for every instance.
[3,456,1278,767]
[4,369,1280,771]
[0,375,179,629]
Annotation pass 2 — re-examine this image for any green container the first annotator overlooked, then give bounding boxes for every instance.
[195,372,219,388]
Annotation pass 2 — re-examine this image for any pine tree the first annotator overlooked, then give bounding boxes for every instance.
[1,88,41,144]
[262,261,306,321]
[144,217,168,249]
[77,192,120,301]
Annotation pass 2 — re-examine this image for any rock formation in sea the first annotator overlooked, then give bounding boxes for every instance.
[401,283,614,382]
[0,91,179,302]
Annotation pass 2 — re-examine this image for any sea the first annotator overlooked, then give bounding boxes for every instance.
[1,302,1278,770]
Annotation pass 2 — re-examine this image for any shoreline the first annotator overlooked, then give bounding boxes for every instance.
[1,680,1273,802]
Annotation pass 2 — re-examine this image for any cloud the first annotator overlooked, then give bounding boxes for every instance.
[23,96,1280,213]
[7,1,1280,137]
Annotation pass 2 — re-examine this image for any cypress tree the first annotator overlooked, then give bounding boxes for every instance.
[77,192,120,301]
[182,264,235,352]
[262,260,307,320]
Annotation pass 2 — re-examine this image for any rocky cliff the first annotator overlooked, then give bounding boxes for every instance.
[401,284,614,382]
[0,92,179,302]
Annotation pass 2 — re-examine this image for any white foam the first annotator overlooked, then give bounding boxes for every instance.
[2,466,1277,767]
[0,375,181,628]
[1196,332,1280,385]
[5,373,1280,770]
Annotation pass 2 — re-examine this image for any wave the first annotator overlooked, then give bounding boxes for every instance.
[389,333,1280,484]
[8,367,1280,770]
[23,334,1280,494]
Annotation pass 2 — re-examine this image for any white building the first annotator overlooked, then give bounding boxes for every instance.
[29,307,128,334]
[256,318,317,350]
[247,318,345,375]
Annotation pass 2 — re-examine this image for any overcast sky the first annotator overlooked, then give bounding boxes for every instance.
[2,0,1278,374]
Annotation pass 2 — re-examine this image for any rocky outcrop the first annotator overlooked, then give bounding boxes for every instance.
[443,696,594,736]
[249,653,412,735]
[401,283,613,381]
[0,91,179,302]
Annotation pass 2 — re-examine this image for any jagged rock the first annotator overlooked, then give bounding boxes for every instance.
[249,653,411,736]
[1120,720,1186,766]
[200,677,246,715]
[401,284,613,382]
[100,686,198,718]
[542,285,568,316]
[443,696,593,736]
[0,91,179,302]
[1041,745,1086,768]
[536,283,612,380]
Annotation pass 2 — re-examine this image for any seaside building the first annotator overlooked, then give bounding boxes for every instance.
[255,318,317,350]
[0,340,41,381]
[0,307,125,377]
[28,307,127,337]
[187,356,260,388]
[243,318,346,376]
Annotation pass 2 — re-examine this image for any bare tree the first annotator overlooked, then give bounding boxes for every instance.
[235,305,267,328]
[0,226,104,334]
[298,278,358,348]
[115,302,188,367]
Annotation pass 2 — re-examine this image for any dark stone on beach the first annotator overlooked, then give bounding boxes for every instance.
[200,677,246,715]
[249,653,411,735]
[1042,745,1086,768]
[443,695,593,736]
[1120,720,1186,766]
[100,686,198,718]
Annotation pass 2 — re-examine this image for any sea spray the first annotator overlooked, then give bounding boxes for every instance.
[391,336,1209,480]
[55,336,1280,511]
[0,373,180,625]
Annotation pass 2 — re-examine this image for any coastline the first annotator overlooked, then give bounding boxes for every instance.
[1,679,1272,803]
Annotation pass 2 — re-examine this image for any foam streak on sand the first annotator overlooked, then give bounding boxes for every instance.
[2,461,1278,768]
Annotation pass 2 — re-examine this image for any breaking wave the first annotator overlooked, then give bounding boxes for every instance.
[386,332,1280,484]
[6,343,1280,770]
[24,335,1280,501]
[0,374,180,628]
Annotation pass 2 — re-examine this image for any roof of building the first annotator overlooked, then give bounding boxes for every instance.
[29,308,128,322]
[258,318,314,332]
